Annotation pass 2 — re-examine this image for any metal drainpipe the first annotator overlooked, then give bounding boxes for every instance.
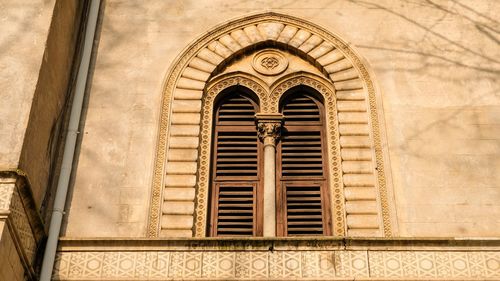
[39,0,101,280]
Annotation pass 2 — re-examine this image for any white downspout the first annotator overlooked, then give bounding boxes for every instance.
[39,0,101,280]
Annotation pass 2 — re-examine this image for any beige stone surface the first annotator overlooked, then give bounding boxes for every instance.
[63,0,500,237]
[0,0,56,168]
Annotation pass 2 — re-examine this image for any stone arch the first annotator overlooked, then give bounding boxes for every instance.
[150,12,392,238]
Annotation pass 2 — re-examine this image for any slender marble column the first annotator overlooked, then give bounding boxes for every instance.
[256,114,283,237]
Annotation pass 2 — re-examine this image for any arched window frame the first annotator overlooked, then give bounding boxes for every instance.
[151,13,395,238]
[276,86,332,236]
[209,86,263,237]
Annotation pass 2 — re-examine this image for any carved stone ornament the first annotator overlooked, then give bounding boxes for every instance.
[151,12,393,238]
[257,122,281,146]
[252,49,288,76]
[255,113,283,146]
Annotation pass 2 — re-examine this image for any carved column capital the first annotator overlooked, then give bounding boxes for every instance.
[255,113,283,147]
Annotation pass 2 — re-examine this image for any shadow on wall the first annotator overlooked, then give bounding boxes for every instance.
[349,0,500,226]
[349,0,499,145]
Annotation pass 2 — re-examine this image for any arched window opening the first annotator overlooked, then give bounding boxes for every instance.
[277,87,332,236]
[209,87,262,237]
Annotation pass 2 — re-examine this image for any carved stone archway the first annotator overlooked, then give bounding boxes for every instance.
[149,12,393,238]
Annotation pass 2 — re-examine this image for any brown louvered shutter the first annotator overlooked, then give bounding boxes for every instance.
[277,89,332,236]
[209,89,262,237]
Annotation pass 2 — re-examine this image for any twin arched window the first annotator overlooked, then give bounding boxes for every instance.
[209,86,331,237]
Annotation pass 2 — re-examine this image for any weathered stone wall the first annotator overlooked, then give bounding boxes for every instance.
[0,0,56,169]
[63,0,500,238]
[18,0,86,211]
[0,0,85,280]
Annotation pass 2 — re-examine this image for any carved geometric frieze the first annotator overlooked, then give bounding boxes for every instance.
[53,246,500,280]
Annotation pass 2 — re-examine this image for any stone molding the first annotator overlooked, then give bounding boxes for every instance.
[52,238,500,280]
[152,12,392,238]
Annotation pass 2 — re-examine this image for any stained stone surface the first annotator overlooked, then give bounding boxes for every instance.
[64,0,500,238]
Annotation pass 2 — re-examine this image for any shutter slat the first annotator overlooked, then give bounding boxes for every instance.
[212,91,260,237]
[216,183,255,236]
[284,184,324,236]
[280,92,328,236]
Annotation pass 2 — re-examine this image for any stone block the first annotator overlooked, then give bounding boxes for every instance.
[337,100,367,112]
[170,125,200,136]
[257,22,284,40]
[345,200,379,214]
[181,67,210,82]
[341,148,372,161]
[208,40,232,58]
[174,88,203,100]
[325,58,352,73]
[308,41,334,59]
[339,124,369,136]
[176,77,205,90]
[329,67,359,82]
[164,187,196,201]
[165,175,196,187]
[161,215,193,229]
[340,136,371,148]
[188,57,216,73]
[347,228,381,237]
[163,201,195,215]
[243,25,264,43]
[171,113,201,125]
[343,174,375,187]
[230,29,252,48]
[167,149,198,161]
[346,214,380,229]
[344,187,377,200]
[169,136,199,149]
[338,112,368,124]
[218,34,241,52]
[317,48,344,66]
[160,229,193,238]
[197,48,224,65]
[288,29,311,48]
[342,160,373,173]
[276,25,298,44]
[298,34,323,53]
[166,162,197,175]
[334,79,364,91]
[336,89,366,101]
[172,100,202,113]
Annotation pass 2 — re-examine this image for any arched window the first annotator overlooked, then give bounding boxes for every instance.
[276,87,332,236]
[209,87,262,237]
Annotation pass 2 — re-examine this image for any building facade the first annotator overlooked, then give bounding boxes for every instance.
[0,1,499,280]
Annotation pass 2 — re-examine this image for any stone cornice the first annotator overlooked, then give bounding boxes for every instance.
[57,237,500,251]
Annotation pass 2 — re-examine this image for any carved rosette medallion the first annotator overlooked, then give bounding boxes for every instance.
[252,49,288,76]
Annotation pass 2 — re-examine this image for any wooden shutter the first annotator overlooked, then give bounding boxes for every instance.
[209,89,262,236]
[277,90,331,236]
